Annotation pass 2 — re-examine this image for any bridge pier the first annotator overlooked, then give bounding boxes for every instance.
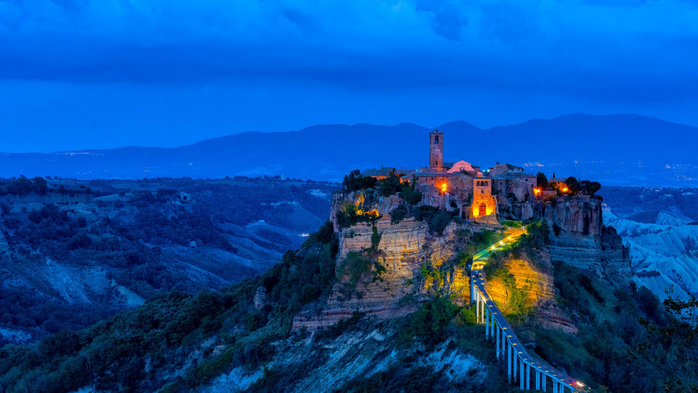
[496,322,500,359]
[526,363,530,390]
[542,372,546,391]
[485,305,489,339]
[513,348,517,381]
[519,358,524,389]
[507,341,511,381]
[535,369,540,390]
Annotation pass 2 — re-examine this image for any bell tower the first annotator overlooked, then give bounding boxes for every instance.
[429,130,444,172]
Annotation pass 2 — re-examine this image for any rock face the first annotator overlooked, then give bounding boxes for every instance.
[536,197,631,280]
[505,195,630,281]
[485,251,578,334]
[604,206,698,299]
[294,216,470,330]
[300,191,617,333]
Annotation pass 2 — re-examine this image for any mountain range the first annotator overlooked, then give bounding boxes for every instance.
[2,113,698,185]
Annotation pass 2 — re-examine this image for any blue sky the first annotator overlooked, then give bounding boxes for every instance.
[1,0,697,152]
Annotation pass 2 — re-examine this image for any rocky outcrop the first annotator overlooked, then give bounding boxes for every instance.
[303,191,615,333]
[485,251,578,334]
[294,216,470,330]
[536,196,603,237]
[604,206,698,300]
[528,196,631,281]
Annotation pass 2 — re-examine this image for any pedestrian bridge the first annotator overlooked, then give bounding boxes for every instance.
[469,231,585,393]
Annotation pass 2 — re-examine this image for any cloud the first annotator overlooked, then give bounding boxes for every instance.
[0,0,697,104]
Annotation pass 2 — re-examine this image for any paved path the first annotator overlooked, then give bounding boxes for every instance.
[470,228,584,392]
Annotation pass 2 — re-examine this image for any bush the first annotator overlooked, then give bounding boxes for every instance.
[428,210,452,236]
[339,252,372,286]
[390,203,408,224]
[342,170,377,192]
[501,220,522,228]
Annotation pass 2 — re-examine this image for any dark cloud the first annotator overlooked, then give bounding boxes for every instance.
[0,0,697,152]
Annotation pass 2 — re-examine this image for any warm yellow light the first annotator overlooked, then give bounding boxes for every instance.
[534,188,541,195]
[562,187,569,192]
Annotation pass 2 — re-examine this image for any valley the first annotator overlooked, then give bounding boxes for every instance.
[0,176,338,345]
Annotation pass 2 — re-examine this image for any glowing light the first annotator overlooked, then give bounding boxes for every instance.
[534,188,541,195]
[562,187,569,192]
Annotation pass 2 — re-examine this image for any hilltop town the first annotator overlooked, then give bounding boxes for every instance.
[339,129,603,229]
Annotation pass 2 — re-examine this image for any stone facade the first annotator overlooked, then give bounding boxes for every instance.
[429,130,444,172]
[490,162,524,178]
[470,178,497,218]
[493,177,535,203]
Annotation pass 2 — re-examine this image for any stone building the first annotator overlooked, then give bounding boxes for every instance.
[492,177,534,202]
[471,178,497,218]
[429,130,444,172]
[490,162,524,178]
[446,160,482,177]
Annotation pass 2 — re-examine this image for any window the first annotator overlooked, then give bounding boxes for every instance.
[434,136,439,144]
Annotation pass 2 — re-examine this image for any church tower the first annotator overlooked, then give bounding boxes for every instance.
[429,130,444,172]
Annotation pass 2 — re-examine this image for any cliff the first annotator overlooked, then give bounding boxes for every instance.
[294,215,470,330]
[506,195,630,281]
[299,191,622,333]
[538,197,630,280]
[485,251,578,334]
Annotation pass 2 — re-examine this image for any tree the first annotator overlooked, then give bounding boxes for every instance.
[536,172,549,188]
[379,174,402,197]
[582,180,602,196]
[32,177,48,195]
[565,176,582,193]
[633,294,698,392]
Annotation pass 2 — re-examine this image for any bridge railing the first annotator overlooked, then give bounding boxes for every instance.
[469,233,585,392]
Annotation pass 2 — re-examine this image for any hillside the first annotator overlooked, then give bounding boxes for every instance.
[1,114,698,186]
[0,176,338,345]
[0,186,685,393]
[599,186,698,300]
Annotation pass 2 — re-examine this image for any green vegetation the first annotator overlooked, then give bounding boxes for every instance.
[427,210,452,235]
[0,176,90,196]
[0,220,340,392]
[0,176,338,342]
[632,294,698,392]
[389,203,408,224]
[335,200,381,229]
[528,260,670,392]
[399,297,460,346]
[482,255,532,321]
[339,251,373,287]
[342,170,378,192]
[536,172,549,188]
[378,174,402,197]
[501,220,522,228]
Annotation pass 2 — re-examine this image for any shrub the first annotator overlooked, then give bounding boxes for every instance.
[428,210,452,235]
[501,220,522,228]
[390,203,408,224]
[339,251,372,286]
[342,170,377,192]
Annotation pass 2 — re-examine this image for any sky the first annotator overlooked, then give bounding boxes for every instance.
[1,0,698,153]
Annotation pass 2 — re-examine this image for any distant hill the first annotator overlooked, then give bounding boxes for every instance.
[1,114,697,185]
